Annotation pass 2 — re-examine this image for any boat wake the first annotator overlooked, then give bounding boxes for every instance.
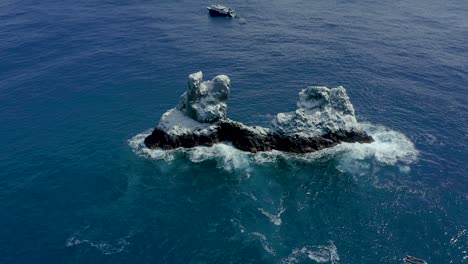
[129,123,418,173]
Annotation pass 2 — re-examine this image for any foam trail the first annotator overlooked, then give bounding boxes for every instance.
[250,232,276,256]
[66,226,133,255]
[258,207,285,226]
[258,196,286,226]
[282,241,340,264]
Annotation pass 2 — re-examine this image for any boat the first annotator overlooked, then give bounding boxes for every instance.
[403,256,427,264]
[207,4,237,17]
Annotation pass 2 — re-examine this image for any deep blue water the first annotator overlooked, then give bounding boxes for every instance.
[1,0,467,263]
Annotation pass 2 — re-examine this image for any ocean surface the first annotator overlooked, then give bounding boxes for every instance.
[0,0,467,263]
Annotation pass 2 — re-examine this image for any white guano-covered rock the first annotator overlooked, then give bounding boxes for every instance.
[157,108,216,136]
[177,71,230,123]
[273,86,360,137]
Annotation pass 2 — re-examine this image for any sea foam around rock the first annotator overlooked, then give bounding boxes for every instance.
[129,123,418,172]
[132,71,417,171]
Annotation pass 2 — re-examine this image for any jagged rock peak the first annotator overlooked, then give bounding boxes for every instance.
[273,86,360,137]
[177,71,230,123]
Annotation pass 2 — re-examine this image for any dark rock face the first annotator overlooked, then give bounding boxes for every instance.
[144,120,373,154]
[144,72,374,154]
[144,127,221,150]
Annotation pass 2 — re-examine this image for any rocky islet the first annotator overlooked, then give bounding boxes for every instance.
[144,72,373,153]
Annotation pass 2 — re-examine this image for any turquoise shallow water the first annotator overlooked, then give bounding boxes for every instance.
[0,0,467,263]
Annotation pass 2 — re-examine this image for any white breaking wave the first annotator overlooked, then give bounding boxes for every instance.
[338,123,418,165]
[128,130,176,162]
[128,123,418,172]
[128,130,250,171]
[186,143,251,171]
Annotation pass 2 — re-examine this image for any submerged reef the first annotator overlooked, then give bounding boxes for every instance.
[144,72,373,153]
